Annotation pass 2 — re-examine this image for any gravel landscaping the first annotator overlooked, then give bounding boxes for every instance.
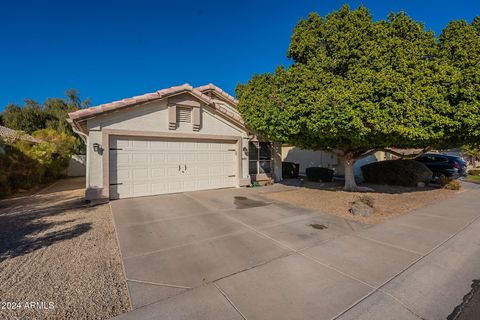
[263,181,458,224]
[0,178,130,320]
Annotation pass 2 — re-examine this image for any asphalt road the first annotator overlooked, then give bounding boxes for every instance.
[450,280,480,320]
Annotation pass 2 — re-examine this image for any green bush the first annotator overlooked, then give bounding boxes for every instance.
[468,169,480,176]
[443,179,461,190]
[0,129,76,196]
[0,143,44,196]
[306,167,334,182]
[361,160,432,187]
[282,162,299,179]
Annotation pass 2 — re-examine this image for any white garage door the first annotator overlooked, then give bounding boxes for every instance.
[109,136,238,199]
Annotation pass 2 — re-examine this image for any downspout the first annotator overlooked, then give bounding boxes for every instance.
[68,118,90,189]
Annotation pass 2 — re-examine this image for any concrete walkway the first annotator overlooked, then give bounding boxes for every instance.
[115,183,480,320]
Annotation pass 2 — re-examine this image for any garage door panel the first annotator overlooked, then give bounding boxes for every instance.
[113,153,130,165]
[167,141,181,149]
[224,153,235,161]
[168,181,182,193]
[109,136,237,199]
[151,168,166,177]
[151,182,168,194]
[113,139,131,149]
[132,153,149,164]
[197,166,210,175]
[167,153,181,163]
[132,140,148,149]
[166,166,180,177]
[110,168,131,181]
[149,140,167,149]
[151,153,166,163]
[183,153,196,162]
[197,153,209,162]
[133,183,149,195]
[133,168,149,179]
[210,153,223,161]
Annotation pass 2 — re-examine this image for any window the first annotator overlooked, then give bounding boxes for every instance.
[433,156,448,163]
[176,106,192,124]
[249,141,272,174]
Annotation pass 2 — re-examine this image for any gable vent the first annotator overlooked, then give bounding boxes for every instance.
[176,106,192,124]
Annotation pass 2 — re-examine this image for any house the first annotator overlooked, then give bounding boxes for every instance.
[282,145,387,179]
[0,125,38,143]
[0,125,39,155]
[68,83,282,200]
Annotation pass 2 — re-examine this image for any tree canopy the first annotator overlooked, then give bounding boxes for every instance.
[236,5,480,190]
[0,89,90,153]
[1,89,90,135]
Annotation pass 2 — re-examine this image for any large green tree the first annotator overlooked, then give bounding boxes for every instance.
[237,5,480,191]
[1,89,90,154]
[2,100,48,134]
[1,89,90,134]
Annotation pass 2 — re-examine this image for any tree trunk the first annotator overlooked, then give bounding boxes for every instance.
[342,152,373,192]
[343,152,358,191]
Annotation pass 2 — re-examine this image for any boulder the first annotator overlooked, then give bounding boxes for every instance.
[350,200,373,217]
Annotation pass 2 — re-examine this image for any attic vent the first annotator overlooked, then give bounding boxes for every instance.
[176,106,192,124]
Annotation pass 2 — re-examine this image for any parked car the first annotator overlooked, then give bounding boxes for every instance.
[415,153,467,180]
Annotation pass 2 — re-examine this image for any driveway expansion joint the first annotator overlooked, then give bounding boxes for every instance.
[127,278,193,289]
[354,234,425,256]
[331,212,480,320]
[214,283,248,320]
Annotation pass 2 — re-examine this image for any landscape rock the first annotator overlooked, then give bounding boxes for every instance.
[350,200,374,217]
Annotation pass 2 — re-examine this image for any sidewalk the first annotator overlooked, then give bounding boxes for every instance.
[116,183,480,320]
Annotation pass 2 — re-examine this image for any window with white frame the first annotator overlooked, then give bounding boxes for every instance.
[249,141,272,174]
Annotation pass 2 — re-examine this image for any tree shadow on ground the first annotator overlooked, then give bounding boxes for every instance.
[280,178,442,194]
[0,199,93,261]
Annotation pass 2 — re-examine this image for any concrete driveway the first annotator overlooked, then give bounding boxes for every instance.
[111,184,480,320]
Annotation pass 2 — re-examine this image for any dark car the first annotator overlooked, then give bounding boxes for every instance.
[415,153,467,180]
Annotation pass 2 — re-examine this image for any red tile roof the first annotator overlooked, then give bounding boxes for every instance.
[69,83,213,121]
[68,83,244,126]
[196,83,239,105]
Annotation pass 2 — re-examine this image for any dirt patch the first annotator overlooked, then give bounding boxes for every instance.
[0,178,130,319]
[263,183,457,224]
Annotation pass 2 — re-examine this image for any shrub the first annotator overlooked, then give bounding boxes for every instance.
[443,179,461,190]
[0,129,76,196]
[361,160,432,187]
[282,162,299,179]
[438,175,452,187]
[0,143,44,195]
[306,167,334,182]
[468,169,480,176]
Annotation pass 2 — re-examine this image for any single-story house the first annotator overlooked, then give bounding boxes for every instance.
[68,83,282,200]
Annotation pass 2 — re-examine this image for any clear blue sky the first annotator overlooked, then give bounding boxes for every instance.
[1,0,479,110]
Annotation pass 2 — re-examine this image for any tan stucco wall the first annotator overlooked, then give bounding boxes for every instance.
[282,146,341,175]
[85,96,251,192]
[281,146,384,178]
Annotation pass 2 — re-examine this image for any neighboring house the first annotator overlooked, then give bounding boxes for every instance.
[282,145,386,179]
[0,125,38,143]
[68,83,282,200]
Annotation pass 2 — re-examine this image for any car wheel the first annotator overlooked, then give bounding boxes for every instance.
[433,173,446,183]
